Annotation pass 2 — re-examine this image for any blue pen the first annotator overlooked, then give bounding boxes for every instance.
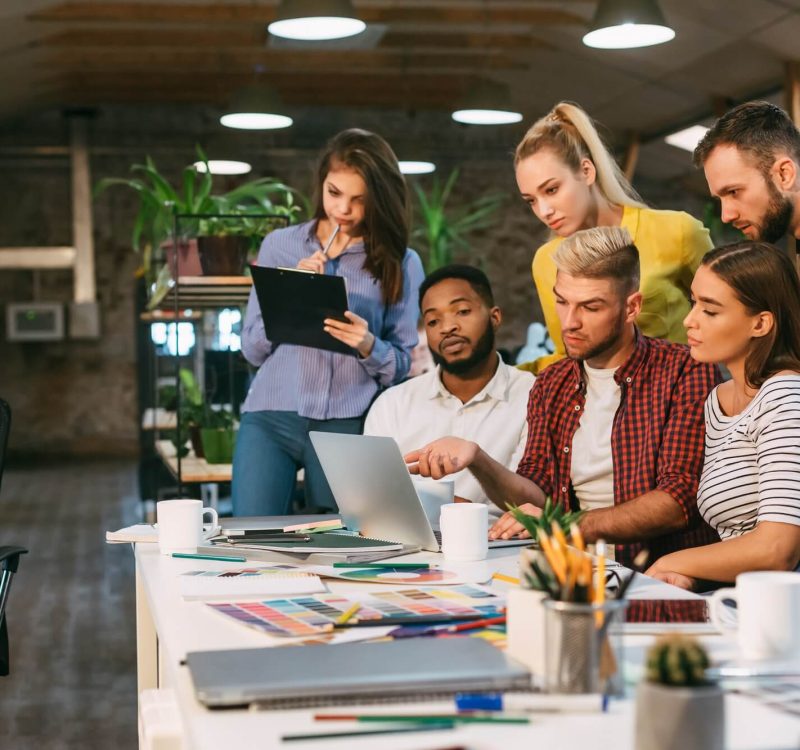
[455,693,604,713]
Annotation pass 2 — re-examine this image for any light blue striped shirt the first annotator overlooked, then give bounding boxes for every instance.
[241,220,425,420]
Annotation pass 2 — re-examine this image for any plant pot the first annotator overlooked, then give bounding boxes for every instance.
[163,238,203,277]
[189,425,204,459]
[635,681,724,750]
[197,235,249,276]
[200,428,236,464]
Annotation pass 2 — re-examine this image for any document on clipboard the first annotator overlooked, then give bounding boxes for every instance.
[250,264,353,355]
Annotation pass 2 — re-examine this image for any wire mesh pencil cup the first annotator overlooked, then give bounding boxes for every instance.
[543,598,628,695]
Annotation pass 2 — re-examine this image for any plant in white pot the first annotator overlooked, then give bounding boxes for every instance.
[635,634,724,750]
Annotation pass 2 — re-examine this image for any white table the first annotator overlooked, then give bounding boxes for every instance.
[133,544,800,750]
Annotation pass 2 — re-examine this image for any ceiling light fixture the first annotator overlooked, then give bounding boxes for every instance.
[398,161,436,175]
[268,0,366,41]
[220,85,293,130]
[583,0,675,49]
[451,81,522,126]
[664,124,709,153]
[193,160,253,176]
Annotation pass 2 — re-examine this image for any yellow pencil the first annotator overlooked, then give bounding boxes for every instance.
[570,522,586,552]
[537,529,566,584]
[551,520,569,551]
[595,540,606,626]
[336,602,361,625]
[492,572,520,585]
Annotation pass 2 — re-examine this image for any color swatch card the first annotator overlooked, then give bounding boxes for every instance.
[179,565,325,600]
[207,585,503,639]
[309,564,492,586]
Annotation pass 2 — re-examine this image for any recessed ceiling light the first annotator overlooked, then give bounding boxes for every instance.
[399,161,436,175]
[193,160,253,175]
[664,125,709,152]
[583,0,675,49]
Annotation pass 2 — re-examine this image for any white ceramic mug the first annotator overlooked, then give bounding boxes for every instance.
[440,502,488,562]
[709,571,800,661]
[411,477,455,530]
[157,499,219,555]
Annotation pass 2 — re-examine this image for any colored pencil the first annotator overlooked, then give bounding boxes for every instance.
[332,562,430,569]
[313,714,530,725]
[335,602,361,625]
[281,722,454,741]
[171,552,246,562]
[491,572,520,585]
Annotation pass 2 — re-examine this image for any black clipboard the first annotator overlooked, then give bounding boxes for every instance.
[250,264,353,355]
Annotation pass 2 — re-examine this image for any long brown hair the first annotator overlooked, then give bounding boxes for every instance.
[514,101,646,210]
[313,129,409,305]
[702,241,800,387]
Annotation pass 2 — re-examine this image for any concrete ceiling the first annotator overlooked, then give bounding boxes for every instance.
[2,0,800,182]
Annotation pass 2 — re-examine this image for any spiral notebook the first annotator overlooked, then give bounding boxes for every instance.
[178,566,326,600]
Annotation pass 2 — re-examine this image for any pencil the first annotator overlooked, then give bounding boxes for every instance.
[171,552,246,562]
[491,572,520,585]
[335,602,361,625]
[570,522,586,552]
[537,529,566,583]
[313,714,530,725]
[445,615,506,633]
[282,722,454,741]
[332,562,430,569]
[595,540,606,626]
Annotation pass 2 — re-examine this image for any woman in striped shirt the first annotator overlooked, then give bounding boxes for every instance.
[232,129,424,517]
[646,241,800,589]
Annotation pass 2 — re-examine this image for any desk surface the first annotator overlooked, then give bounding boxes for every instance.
[134,544,800,750]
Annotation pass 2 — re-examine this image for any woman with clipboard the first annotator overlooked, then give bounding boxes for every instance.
[233,129,425,517]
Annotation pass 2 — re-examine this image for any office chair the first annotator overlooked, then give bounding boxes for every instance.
[0,398,28,676]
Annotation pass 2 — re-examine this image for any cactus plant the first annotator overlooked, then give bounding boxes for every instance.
[645,635,711,687]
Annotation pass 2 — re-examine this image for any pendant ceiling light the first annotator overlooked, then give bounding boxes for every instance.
[268,0,366,41]
[583,0,675,49]
[451,81,522,126]
[220,85,293,130]
[193,160,252,175]
[398,160,436,175]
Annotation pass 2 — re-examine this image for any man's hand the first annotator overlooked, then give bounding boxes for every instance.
[488,502,541,540]
[323,311,375,358]
[404,438,479,480]
[645,561,696,591]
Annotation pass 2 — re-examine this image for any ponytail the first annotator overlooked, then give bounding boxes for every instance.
[514,101,646,210]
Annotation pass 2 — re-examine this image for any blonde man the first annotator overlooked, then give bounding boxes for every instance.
[405,226,721,568]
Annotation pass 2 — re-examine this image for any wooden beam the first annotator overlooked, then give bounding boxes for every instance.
[68,114,96,304]
[30,2,585,26]
[0,247,76,269]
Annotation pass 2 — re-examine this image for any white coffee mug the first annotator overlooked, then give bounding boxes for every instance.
[709,571,800,661]
[440,502,488,562]
[411,477,455,530]
[157,499,219,555]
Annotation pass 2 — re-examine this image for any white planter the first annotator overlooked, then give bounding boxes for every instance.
[635,681,724,750]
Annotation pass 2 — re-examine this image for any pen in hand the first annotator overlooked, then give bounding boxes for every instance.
[320,223,340,258]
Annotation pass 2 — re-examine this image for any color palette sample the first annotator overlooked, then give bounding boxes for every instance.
[207,585,502,639]
[334,567,460,585]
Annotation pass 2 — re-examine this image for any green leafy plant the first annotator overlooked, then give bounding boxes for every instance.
[645,635,711,687]
[509,496,584,540]
[170,368,234,457]
[411,169,504,272]
[94,146,307,294]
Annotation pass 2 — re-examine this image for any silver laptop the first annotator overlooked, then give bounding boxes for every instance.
[187,637,531,708]
[309,432,531,552]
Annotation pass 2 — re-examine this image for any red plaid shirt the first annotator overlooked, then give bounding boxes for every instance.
[516,331,721,568]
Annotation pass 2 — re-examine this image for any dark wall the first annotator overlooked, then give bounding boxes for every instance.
[0,104,706,457]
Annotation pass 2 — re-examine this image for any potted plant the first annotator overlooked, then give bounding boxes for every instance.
[411,168,504,272]
[95,147,306,304]
[635,635,724,750]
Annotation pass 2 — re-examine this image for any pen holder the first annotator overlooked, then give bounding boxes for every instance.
[543,598,628,695]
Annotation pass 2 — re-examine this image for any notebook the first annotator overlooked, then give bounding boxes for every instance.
[178,567,326,600]
[221,531,404,554]
[250,264,352,355]
[310,432,532,552]
[186,637,531,708]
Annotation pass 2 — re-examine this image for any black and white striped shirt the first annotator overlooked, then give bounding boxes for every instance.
[698,375,800,539]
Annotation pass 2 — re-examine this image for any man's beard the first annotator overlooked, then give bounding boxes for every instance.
[756,182,794,243]
[564,306,627,363]
[431,324,496,375]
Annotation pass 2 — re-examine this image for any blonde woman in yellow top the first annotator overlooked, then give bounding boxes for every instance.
[515,102,712,373]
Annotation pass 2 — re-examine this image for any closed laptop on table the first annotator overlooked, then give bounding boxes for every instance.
[186,637,531,708]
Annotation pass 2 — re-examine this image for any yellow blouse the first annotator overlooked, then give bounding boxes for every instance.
[521,205,712,374]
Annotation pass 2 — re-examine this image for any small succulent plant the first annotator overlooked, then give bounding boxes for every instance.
[509,496,584,539]
[645,635,711,687]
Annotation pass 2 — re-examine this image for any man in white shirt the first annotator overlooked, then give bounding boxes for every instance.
[364,265,534,516]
